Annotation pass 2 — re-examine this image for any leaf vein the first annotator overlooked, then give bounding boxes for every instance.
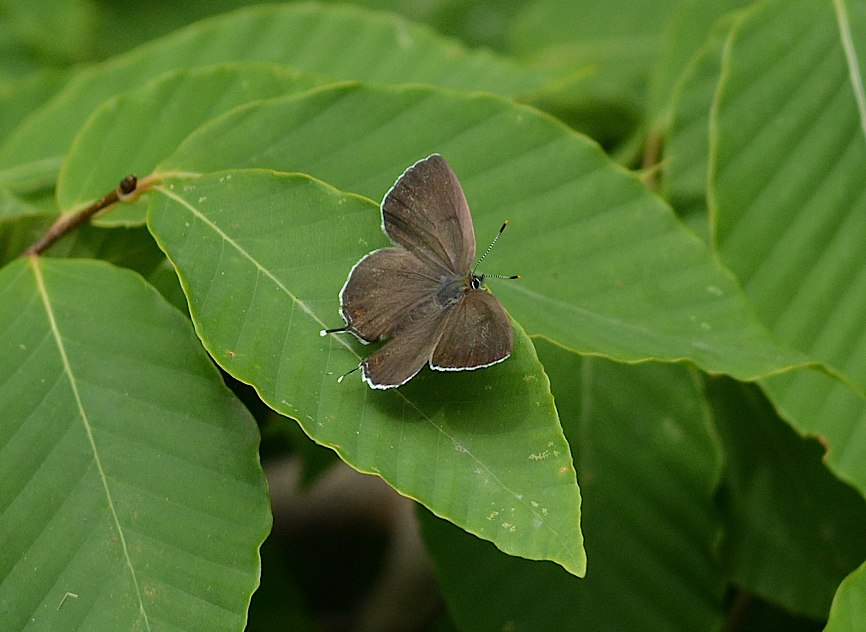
[29,257,151,630]
[155,182,567,550]
[835,0,866,145]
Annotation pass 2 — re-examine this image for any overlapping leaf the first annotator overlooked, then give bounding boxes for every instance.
[159,82,808,380]
[709,0,866,493]
[58,63,319,221]
[0,257,270,629]
[146,170,586,576]
[712,0,866,387]
[0,3,547,193]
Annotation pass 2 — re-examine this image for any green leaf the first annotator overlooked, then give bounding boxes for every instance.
[160,82,809,380]
[827,561,866,632]
[707,377,866,619]
[421,343,724,630]
[58,63,320,224]
[146,170,586,577]
[0,257,269,629]
[0,3,546,193]
[711,0,866,389]
[708,0,866,494]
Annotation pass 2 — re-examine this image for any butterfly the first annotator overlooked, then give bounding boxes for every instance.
[323,154,515,389]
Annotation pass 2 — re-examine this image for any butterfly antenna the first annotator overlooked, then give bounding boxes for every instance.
[473,220,509,274]
[473,220,520,280]
[485,273,521,280]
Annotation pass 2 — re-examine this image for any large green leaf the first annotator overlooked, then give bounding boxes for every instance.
[58,63,319,221]
[159,82,808,380]
[421,344,724,630]
[711,0,866,388]
[146,169,586,576]
[0,3,546,193]
[708,0,866,494]
[0,257,269,629]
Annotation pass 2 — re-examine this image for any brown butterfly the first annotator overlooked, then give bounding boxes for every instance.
[323,154,515,389]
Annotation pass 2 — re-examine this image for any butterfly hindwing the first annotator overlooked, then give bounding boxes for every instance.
[431,289,512,371]
[381,154,476,275]
[361,294,452,388]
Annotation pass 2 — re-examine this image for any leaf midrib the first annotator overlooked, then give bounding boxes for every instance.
[834,0,866,144]
[30,257,150,629]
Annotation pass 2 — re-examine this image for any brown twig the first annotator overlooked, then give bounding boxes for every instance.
[21,174,139,258]
[640,128,665,190]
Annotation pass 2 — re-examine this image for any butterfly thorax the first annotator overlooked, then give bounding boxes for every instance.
[436,273,483,308]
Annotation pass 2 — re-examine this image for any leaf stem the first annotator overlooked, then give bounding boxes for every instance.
[21,174,140,257]
[640,128,664,190]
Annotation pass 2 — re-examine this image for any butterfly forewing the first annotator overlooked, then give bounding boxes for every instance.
[340,247,442,342]
[382,154,476,275]
[431,290,513,371]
